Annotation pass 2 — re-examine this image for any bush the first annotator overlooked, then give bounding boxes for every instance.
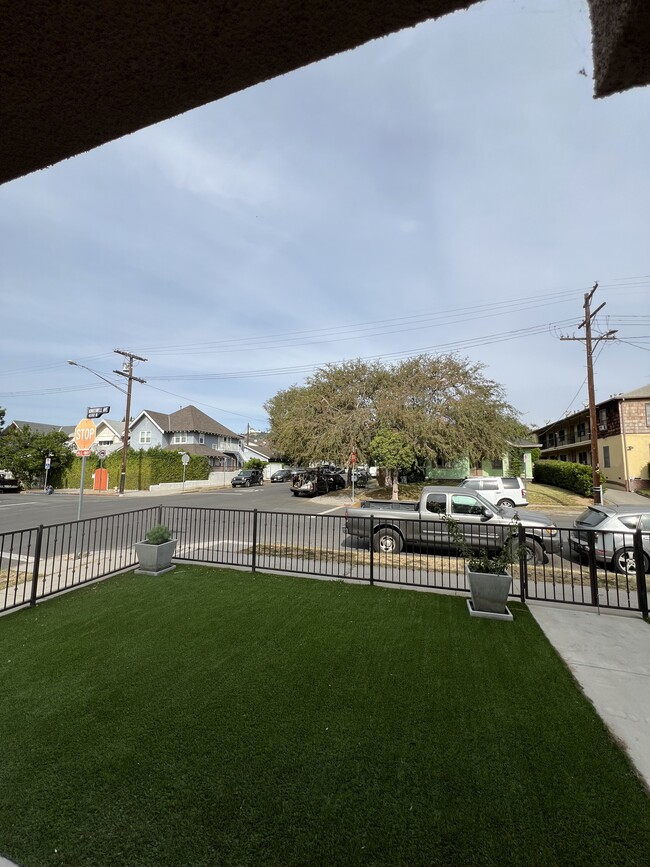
[533,459,605,498]
[145,525,172,545]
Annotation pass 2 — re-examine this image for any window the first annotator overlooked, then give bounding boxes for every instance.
[462,479,482,490]
[558,430,565,443]
[172,433,187,444]
[491,459,503,471]
[98,439,112,446]
[599,408,607,424]
[646,404,650,427]
[620,515,640,530]
[198,434,205,444]
[483,480,499,491]
[139,431,151,444]
[578,452,588,465]
[425,494,446,514]
[603,446,610,468]
[577,422,586,438]
[451,495,485,516]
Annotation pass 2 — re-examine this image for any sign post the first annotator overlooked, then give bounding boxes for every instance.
[181,452,190,491]
[74,419,97,520]
[43,454,52,491]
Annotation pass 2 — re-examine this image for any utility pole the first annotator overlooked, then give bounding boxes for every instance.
[560,283,616,504]
[113,349,147,495]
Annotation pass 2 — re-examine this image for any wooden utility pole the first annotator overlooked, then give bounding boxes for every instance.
[113,349,147,495]
[560,283,616,504]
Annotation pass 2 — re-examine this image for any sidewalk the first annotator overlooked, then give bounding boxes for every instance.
[530,603,650,792]
[604,487,650,506]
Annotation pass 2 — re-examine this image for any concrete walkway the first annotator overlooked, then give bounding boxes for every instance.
[604,487,650,506]
[530,603,650,792]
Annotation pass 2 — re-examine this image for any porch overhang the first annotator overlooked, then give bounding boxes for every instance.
[1,1,649,187]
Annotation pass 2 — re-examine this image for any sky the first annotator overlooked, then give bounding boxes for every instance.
[1,0,649,436]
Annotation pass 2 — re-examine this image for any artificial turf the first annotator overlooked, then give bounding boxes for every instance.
[0,567,648,866]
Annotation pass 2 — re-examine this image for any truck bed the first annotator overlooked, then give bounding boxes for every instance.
[359,499,418,512]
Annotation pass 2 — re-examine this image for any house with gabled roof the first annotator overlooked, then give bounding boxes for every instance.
[92,419,125,455]
[7,420,75,437]
[129,406,245,470]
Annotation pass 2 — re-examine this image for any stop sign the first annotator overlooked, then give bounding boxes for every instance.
[74,418,97,452]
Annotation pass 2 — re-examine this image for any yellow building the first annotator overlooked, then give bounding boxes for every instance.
[534,384,650,493]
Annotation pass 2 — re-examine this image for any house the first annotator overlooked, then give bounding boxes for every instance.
[534,384,650,492]
[425,441,538,483]
[92,419,125,455]
[129,406,245,470]
[6,420,75,437]
[240,437,284,479]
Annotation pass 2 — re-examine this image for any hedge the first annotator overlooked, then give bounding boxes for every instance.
[62,447,210,491]
[533,459,605,498]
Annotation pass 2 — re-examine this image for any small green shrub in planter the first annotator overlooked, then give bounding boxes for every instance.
[135,525,177,575]
[146,524,173,545]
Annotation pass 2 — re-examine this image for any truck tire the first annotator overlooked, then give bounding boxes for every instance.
[373,528,403,554]
[524,538,545,565]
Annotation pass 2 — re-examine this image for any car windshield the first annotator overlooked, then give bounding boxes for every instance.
[576,507,607,527]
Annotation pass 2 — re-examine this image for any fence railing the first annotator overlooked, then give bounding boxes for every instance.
[1,506,648,617]
[0,507,160,614]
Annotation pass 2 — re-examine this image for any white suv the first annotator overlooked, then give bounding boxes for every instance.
[459,476,528,508]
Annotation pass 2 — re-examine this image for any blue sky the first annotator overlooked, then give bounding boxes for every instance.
[1,0,649,434]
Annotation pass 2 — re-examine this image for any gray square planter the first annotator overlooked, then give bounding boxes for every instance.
[466,566,513,618]
[134,539,177,575]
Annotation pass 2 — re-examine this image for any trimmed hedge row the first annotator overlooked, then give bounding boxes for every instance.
[62,447,210,491]
[533,459,605,497]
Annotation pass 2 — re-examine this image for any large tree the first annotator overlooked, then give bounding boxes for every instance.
[265,354,526,495]
[0,425,74,488]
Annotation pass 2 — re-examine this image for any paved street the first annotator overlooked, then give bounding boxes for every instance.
[0,482,351,534]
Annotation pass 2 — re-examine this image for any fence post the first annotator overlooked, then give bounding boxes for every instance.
[251,509,258,573]
[29,525,43,607]
[633,528,648,619]
[517,523,528,605]
[369,514,374,585]
[587,532,600,608]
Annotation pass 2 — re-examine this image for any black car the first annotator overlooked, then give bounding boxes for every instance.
[321,469,346,491]
[270,469,293,483]
[231,469,264,487]
[0,475,21,493]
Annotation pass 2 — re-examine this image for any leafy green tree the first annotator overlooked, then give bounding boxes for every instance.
[0,407,5,431]
[265,354,523,497]
[0,426,73,488]
[368,429,415,500]
[243,458,267,470]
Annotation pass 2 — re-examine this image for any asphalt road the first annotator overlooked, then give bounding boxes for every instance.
[0,482,352,534]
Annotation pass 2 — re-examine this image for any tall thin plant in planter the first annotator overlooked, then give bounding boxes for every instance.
[134,524,177,576]
[443,516,519,621]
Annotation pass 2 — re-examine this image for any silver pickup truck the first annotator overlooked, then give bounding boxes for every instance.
[344,486,560,564]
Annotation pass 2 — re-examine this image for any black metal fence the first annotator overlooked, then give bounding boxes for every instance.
[1,506,648,617]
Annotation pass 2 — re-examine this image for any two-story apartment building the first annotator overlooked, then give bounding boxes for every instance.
[129,406,245,470]
[535,384,650,492]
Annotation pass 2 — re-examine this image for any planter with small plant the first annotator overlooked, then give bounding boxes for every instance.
[443,516,519,621]
[134,524,177,575]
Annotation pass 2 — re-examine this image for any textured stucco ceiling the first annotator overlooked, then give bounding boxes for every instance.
[1,1,648,187]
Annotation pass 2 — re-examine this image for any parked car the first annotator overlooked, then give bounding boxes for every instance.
[459,476,528,508]
[0,473,21,493]
[321,469,346,491]
[571,505,650,575]
[290,469,330,497]
[270,469,293,483]
[345,486,559,562]
[231,469,264,488]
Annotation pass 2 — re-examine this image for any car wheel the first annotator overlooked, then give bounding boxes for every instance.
[498,498,515,508]
[372,528,404,554]
[292,491,299,497]
[245,480,250,487]
[522,539,545,565]
[613,548,649,576]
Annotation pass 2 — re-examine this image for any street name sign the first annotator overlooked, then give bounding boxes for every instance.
[87,405,110,419]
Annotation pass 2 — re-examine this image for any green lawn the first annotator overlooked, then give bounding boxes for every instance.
[0,568,648,866]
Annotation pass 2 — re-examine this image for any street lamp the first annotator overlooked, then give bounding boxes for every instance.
[67,360,128,395]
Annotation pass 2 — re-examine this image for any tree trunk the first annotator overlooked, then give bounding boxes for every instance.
[391,470,399,501]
